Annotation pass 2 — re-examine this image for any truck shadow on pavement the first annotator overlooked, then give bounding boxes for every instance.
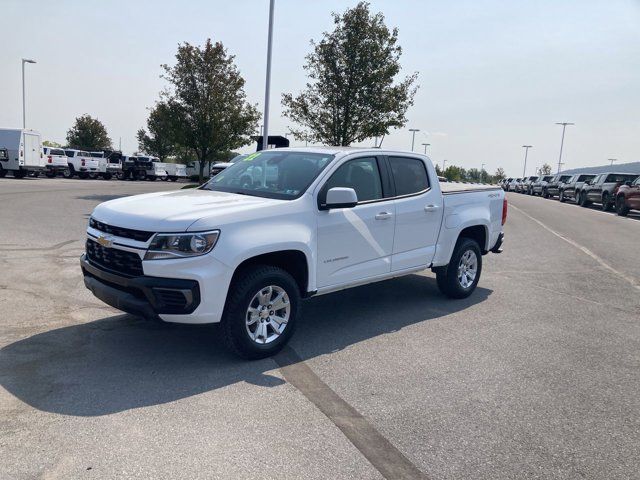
[0,274,491,417]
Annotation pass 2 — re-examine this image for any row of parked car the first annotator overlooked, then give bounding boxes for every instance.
[0,128,187,181]
[501,172,640,216]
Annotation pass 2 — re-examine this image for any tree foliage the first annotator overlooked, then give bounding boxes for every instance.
[539,163,552,175]
[43,140,62,148]
[282,1,418,146]
[494,167,506,181]
[66,115,112,150]
[161,39,260,181]
[137,102,179,161]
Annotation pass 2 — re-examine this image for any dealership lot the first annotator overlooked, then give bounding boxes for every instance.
[1,179,639,479]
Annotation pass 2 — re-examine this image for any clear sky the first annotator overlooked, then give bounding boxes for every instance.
[1,0,639,176]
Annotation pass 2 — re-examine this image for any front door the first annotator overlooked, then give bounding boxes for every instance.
[316,156,395,289]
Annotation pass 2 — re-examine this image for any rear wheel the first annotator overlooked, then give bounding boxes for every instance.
[222,265,300,359]
[435,237,482,299]
[136,170,147,181]
[616,195,630,216]
[115,171,125,180]
[542,189,549,199]
[0,166,6,178]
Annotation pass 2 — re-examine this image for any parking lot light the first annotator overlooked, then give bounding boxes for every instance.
[22,58,36,128]
[409,128,420,151]
[522,145,532,177]
[555,122,574,173]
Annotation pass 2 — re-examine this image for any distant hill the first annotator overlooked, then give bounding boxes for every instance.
[561,161,640,175]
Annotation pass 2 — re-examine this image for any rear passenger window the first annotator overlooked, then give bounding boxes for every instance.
[388,157,430,196]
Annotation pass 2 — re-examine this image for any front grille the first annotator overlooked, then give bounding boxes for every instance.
[90,218,154,242]
[86,239,143,277]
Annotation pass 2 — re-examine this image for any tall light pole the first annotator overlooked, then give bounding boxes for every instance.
[481,163,486,183]
[22,58,36,128]
[442,159,447,171]
[261,0,275,151]
[421,143,430,154]
[555,122,574,173]
[608,158,617,166]
[409,128,420,151]
[522,145,532,177]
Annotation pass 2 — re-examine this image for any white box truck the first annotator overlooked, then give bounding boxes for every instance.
[0,129,45,178]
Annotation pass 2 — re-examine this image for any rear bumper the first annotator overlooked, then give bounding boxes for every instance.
[491,232,504,254]
[81,254,201,319]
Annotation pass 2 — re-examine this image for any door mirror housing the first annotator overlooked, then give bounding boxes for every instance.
[625,181,632,187]
[323,187,358,210]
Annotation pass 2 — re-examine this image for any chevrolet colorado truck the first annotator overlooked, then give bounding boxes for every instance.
[81,148,506,359]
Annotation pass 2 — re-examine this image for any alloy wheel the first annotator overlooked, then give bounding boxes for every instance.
[245,285,290,344]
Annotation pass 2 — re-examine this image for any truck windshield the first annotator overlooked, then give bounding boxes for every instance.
[203,151,335,200]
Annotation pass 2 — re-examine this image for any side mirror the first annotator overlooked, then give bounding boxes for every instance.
[323,187,358,210]
[625,181,632,187]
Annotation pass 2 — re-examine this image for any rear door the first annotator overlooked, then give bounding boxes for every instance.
[588,175,603,201]
[316,156,395,288]
[629,178,640,210]
[387,155,442,271]
[23,133,41,167]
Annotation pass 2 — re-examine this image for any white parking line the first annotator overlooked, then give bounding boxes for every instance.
[511,204,640,291]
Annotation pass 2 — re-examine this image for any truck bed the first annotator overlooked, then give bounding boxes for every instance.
[440,182,502,194]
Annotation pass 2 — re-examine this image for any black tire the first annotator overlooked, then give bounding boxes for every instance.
[63,166,74,178]
[102,173,112,180]
[542,189,549,199]
[616,195,630,216]
[45,171,56,178]
[221,265,300,359]
[79,172,89,179]
[559,190,566,202]
[13,170,26,179]
[136,170,147,181]
[170,177,178,182]
[579,191,589,207]
[601,192,612,211]
[148,176,157,181]
[0,166,6,178]
[435,237,483,299]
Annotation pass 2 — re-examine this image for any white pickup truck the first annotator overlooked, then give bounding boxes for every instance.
[81,148,506,358]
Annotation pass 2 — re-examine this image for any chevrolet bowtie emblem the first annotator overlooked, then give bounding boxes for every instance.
[97,235,114,248]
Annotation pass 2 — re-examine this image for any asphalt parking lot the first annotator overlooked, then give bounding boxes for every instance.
[1,178,639,480]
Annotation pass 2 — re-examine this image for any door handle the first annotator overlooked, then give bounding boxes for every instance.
[424,204,440,212]
[375,212,393,220]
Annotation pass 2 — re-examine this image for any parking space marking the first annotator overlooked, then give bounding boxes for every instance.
[511,204,640,291]
[275,346,429,480]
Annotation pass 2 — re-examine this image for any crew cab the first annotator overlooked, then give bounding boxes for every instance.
[615,176,640,216]
[43,147,69,177]
[64,149,99,179]
[558,173,596,203]
[580,172,640,210]
[81,148,506,359]
[137,156,168,181]
[543,174,572,199]
[531,175,554,196]
[120,156,150,180]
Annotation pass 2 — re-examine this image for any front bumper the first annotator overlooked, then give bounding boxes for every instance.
[81,254,201,318]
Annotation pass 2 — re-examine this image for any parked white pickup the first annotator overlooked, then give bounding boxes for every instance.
[82,147,506,359]
[64,149,99,179]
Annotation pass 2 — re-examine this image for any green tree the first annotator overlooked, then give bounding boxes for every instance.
[494,167,506,181]
[540,163,552,175]
[443,165,466,182]
[43,140,62,148]
[161,39,260,182]
[66,114,112,150]
[282,1,418,146]
[137,102,179,161]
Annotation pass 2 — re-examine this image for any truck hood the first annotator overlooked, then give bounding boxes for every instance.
[92,189,284,232]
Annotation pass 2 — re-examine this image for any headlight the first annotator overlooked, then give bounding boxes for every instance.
[144,230,220,260]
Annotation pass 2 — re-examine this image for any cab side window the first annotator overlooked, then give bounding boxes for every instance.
[388,156,430,196]
[323,157,383,202]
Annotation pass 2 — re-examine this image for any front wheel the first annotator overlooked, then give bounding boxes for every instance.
[542,189,549,199]
[435,237,483,299]
[616,195,630,216]
[579,191,590,207]
[222,265,300,359]
[559,190,566,202]
[601,193,612,211]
